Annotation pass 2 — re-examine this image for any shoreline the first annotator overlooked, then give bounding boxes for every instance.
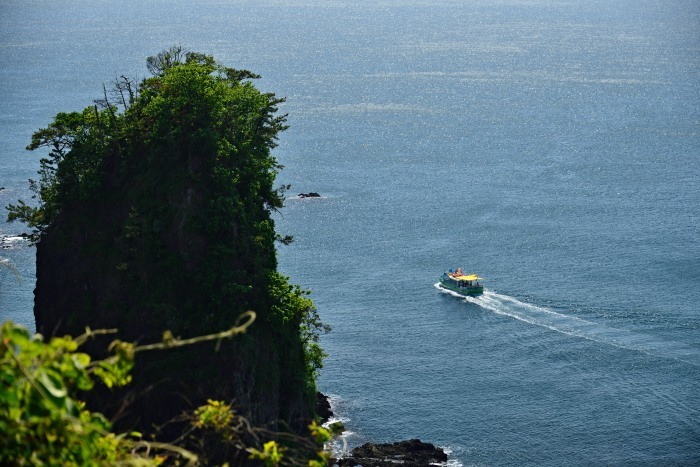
[317,392,449,466]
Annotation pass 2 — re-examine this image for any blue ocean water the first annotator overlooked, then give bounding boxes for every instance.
[1,1,698,465]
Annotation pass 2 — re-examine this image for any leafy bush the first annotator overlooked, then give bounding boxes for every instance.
[1,318,331,466]
[0,321,159,465]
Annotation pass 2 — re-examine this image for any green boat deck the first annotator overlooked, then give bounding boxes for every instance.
[439,270,484,296]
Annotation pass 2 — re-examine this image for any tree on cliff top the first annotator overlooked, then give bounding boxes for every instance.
[6,47,328,433]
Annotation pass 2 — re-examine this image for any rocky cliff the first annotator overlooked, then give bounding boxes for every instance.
[24,50,322,434]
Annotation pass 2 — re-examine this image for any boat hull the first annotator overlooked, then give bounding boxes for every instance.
[439,278,484,296]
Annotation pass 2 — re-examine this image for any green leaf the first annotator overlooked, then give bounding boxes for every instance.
[35,369,69,413]
[71,352,90,370]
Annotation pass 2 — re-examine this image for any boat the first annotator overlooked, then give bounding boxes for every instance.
[439,268,484,296]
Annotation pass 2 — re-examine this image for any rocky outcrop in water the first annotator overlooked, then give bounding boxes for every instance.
[335,439,448,466]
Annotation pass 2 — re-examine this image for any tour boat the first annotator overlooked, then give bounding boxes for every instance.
[439,268,484,296]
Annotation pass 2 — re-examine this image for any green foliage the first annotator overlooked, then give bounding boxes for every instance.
[308,421,331,445]
[6,107,118,242]
[194,399,235,435]
[0,315,262,465]
[326,421,345,437]
[192,399,333,467]
[307,422,333,467]
[0,322,155,465]
[92,340,135,388]
[248,440,285,466]
[1,311,332,465]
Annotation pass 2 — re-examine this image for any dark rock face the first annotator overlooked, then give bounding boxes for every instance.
[32,188,307,432]
[299,192,321,198]
[336,439,448,466]
[316,392,333,423]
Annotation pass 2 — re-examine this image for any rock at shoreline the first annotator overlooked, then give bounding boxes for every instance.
[335,439,448,466]
[299,192,321,198]
[316,392,333,423]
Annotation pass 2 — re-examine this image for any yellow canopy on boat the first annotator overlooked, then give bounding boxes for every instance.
[455,274,480,281]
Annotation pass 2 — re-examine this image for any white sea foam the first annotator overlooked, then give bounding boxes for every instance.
[321,394,353,457]
[1,236,28,245]
[1,236,30,253]
[440,446,463,467]
[435,284,700,367]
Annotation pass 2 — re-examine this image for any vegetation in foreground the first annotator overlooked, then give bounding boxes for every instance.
[0,319,332,465]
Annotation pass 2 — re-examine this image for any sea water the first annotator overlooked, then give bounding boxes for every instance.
[1,1,698,464]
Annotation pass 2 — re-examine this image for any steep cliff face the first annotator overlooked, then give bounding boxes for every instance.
[25,50,320,432]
